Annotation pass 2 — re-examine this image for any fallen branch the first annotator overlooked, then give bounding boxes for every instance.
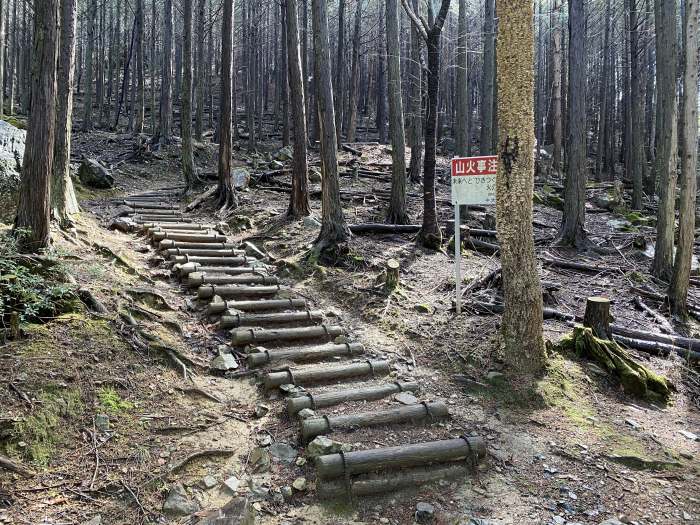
[633,296,673,334]
[166,448,235,476]
[0,454,34,477]
[542,257,616,273]
[185,186,217,212]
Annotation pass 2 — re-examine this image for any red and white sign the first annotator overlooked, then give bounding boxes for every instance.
[450,155,498,205]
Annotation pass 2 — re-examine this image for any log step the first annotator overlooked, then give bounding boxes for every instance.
[286,381,419,415]
[131,209,182,217]
[247,342,365,368]
[198,284,286,300]
[232,324,344,346]
[314,437,486,480]
[220,309,323,329]
[166,250,247,260]
[124,201,180,210]
[262,359,389,389]
[300,401,449,443]
[134,215,191,223]
[317,463,471,500]
[174,262,263,277]
[159,240,238,251]
[208,298,307,315]
[152,232,227,243]
[142,223,216,231]
[186,272,277,288]
[147,228,217,238]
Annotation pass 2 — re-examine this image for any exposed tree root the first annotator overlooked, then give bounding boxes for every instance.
[550,325,672,403]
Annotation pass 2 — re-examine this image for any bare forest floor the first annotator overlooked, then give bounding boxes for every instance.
[1,129,699,525]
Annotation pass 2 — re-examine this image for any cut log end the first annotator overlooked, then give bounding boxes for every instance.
[583,296,612,339]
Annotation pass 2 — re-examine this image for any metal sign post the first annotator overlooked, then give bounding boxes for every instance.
[450,155,498,315]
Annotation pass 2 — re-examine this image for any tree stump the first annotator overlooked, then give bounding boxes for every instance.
[583,296,612,339]
[384,259,400,291]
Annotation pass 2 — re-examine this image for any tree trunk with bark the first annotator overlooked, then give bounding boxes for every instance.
[217,0,236,209]
[134,0,145,134]
[195,0,206,141]
[558,0,588,248]
[628,0,645,209]
[345,0,362,143]
[551,1,563,176]
[181,0,196,191]
[651,0,678,281]
[385,0,408,225]
[669,0,699,315]
[52,0,79,225]
[285,0,310,218]
[159,0,174,145]
[82,0,96,131]
[454,0,468,156]
[312,0,350,256]
[480,0,495,154]
[334,0,346,144]
[407,0,422,182]
[494,0,545,373]
[14,0,60,252]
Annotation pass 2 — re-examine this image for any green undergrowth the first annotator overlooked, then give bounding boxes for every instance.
[0,232,80,332]
[1,115,26,130]
[4,386,84,466]
[97,387,134,413]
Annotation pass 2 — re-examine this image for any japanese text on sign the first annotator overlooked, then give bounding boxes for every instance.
[450,155,498,205]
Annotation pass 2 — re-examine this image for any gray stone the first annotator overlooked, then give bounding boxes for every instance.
[268,443,297,464]
[280,486,293,501]
[223,476,240,493]
[81,516,102,525]
[200,475,218,490]
[0,120,25,193]
[95,414,110,432]
[306,436,351,457]
[210,353,239,371]
[302,216,321,230]
[465,519,500,525]
[253,404,269,418]
[415,502,435,524]
[292,477,307,492]
[231,168,251,190]
[78,158,114,189]
[163,483,199,516]
[598,520,624,525]
[275,146,293,162]
[249,448,271,472]
[394,392,418,405]
[485,371,506,384]
[297,408,316,420]
[107,217,137,233]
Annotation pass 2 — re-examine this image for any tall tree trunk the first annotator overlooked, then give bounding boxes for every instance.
[344,0,362,143]
[8,0,15,115]
[182,0,196,190]
[401,0,450,249]
[150,0,157,134]
[494,0,545,373]
[385,0,408,224]
[407,0,422,182]
[480,0,495,154]
[551,0,563,176]
[312,0,350,255]
[14,0,59,252]
[52,0,79,225]
[0,0,5,119]
[112,0,122,129]
[595,0,611,181]
[651,0,678,281]
[82,0,97,131]
[558,0,588,248]
[376,8,387,144]
[195,0,206,140]
[333,0,346,144]
[454,0,468,156]
[217,0,237,208]
[669,0,698,314]
[628,0,645,209]
[285,0,310,218]
[280,2,290,146]
[159,0,173,145]
[134,0,145,134]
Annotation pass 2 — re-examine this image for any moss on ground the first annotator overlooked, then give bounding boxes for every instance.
[5,386,83,466]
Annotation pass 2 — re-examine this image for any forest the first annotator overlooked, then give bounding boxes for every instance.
[0,0,698,523]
